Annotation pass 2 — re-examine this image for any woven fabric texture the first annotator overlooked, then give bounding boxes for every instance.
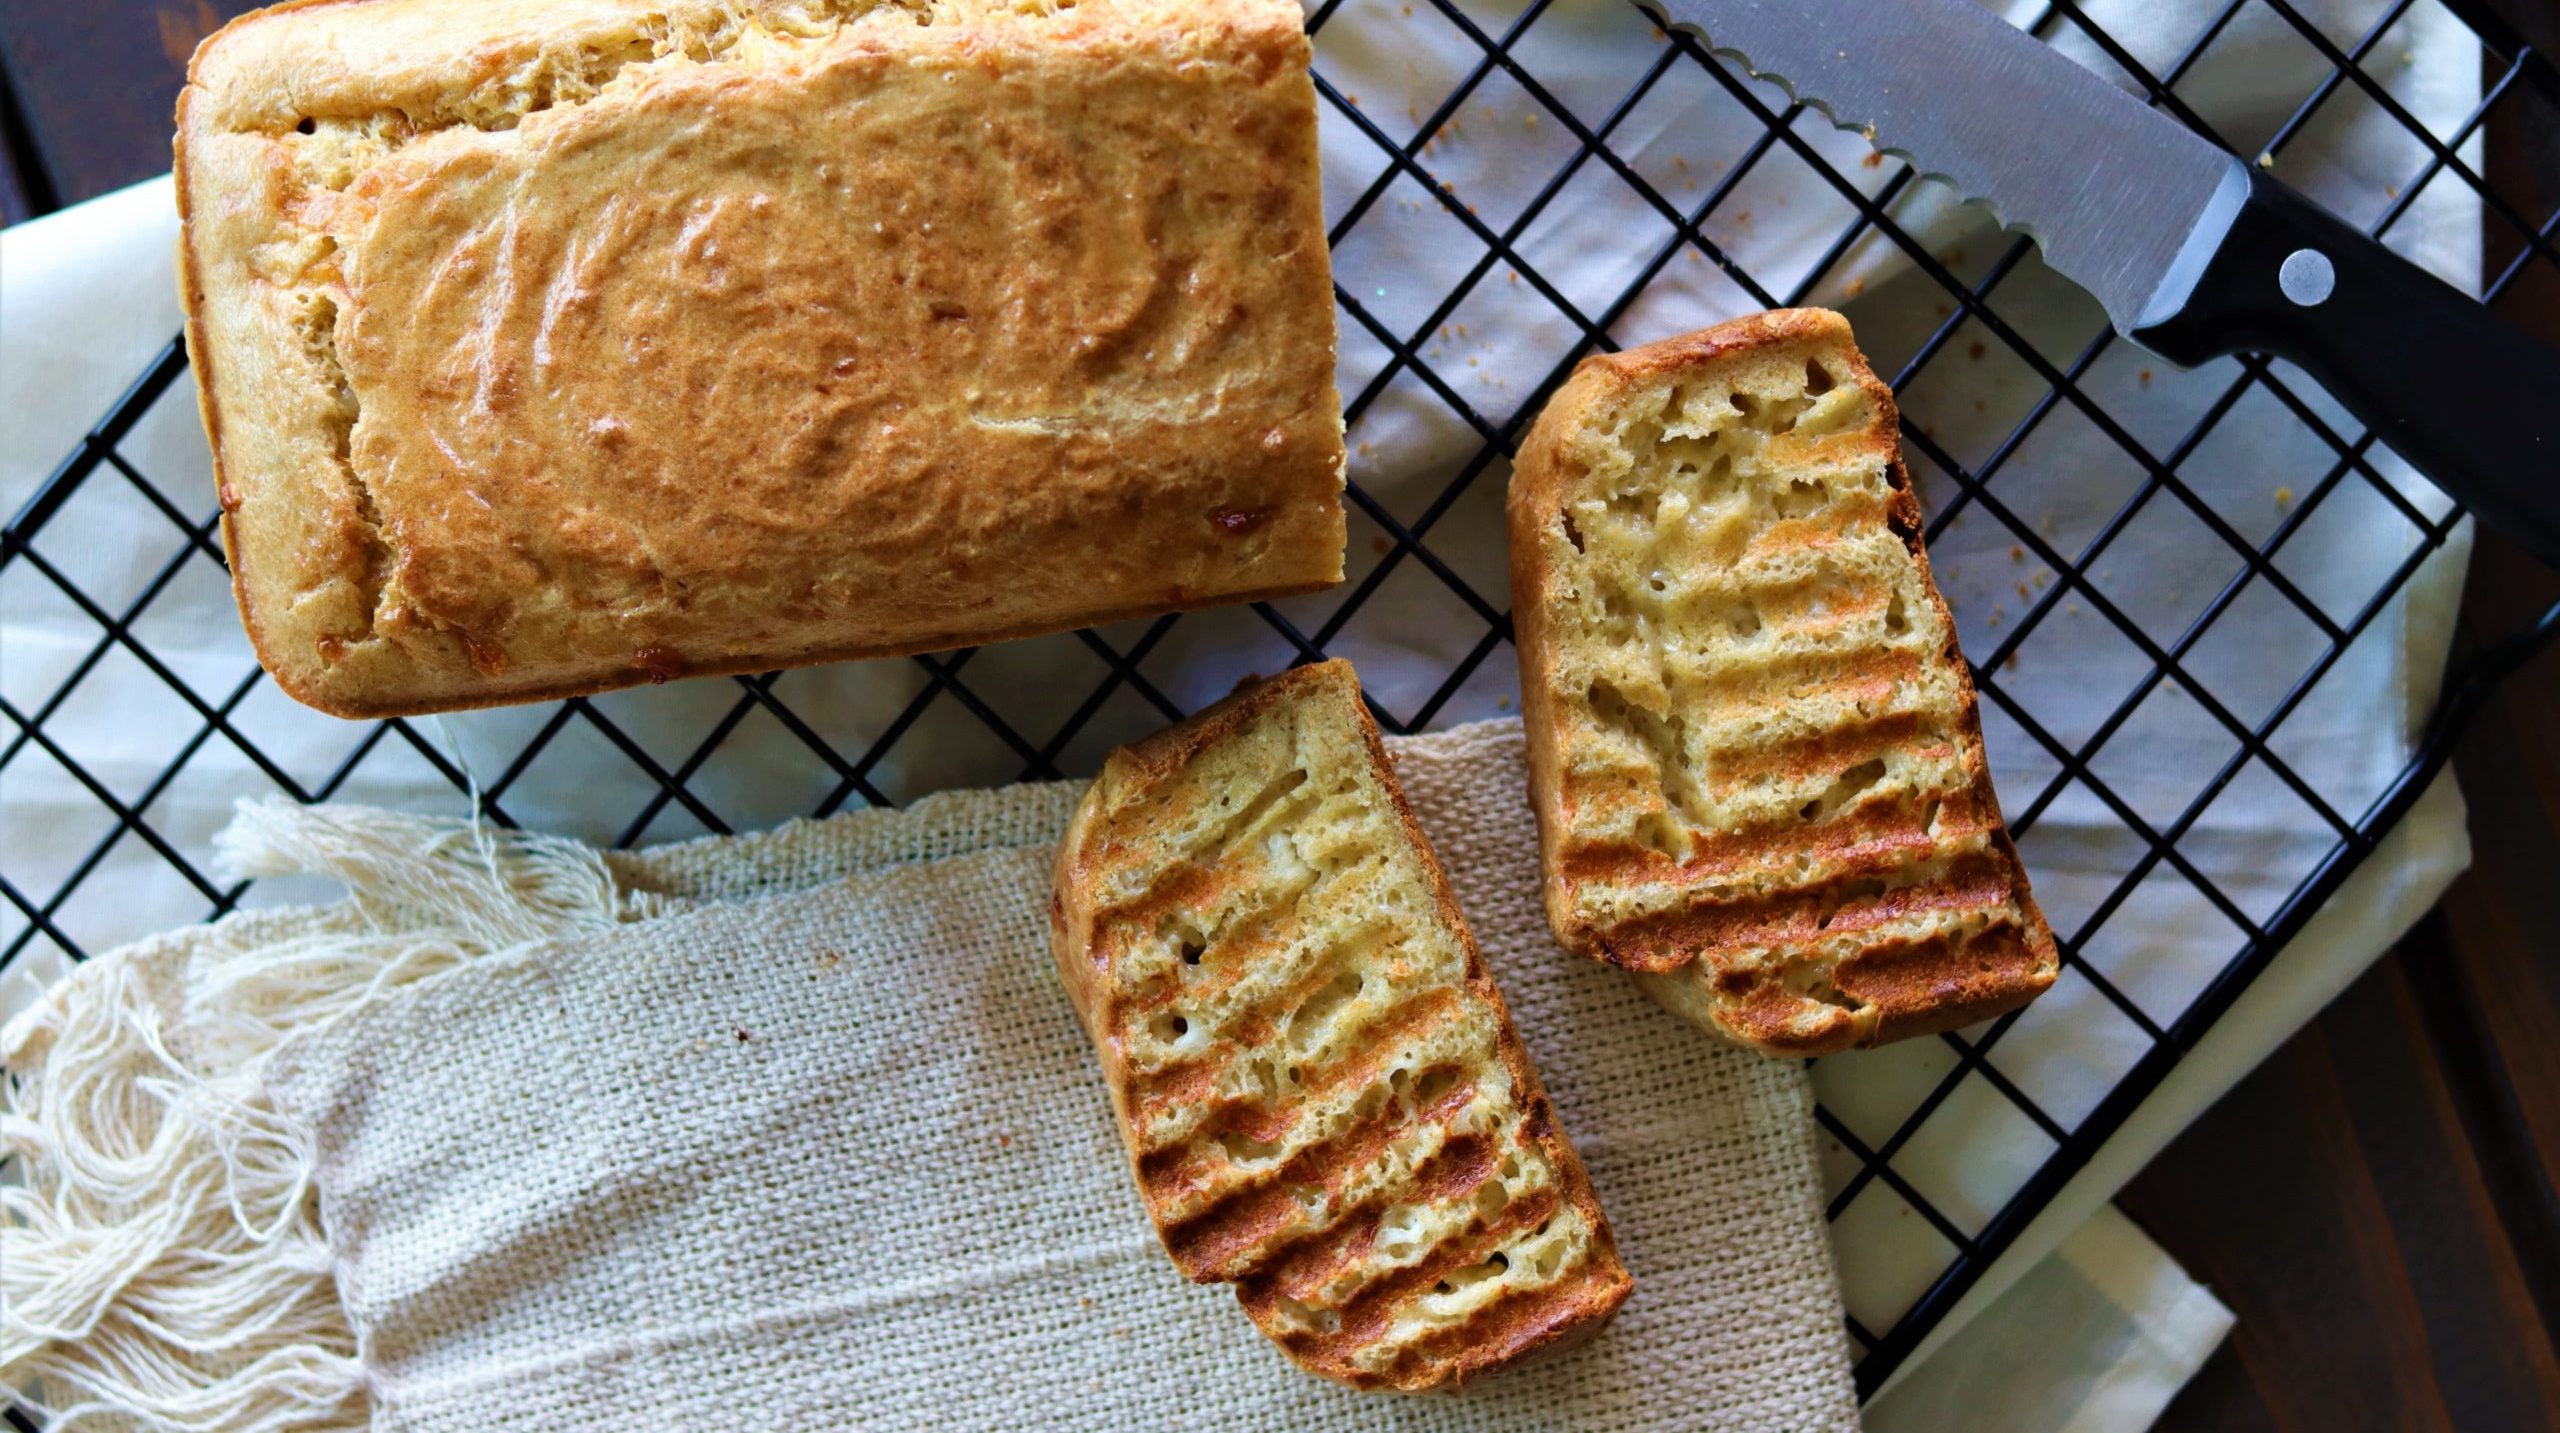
[238,722,1864,1428]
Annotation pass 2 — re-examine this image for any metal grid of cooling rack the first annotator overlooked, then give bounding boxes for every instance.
[4,0,2558,1406]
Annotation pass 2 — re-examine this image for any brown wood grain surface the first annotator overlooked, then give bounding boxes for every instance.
[2,3,2556,1427]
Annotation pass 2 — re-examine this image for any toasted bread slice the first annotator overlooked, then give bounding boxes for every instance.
[1050,660,1630,1391]
[1506,310,2058,1057]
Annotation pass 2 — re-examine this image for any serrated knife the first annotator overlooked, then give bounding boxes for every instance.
[1636,0,2560,569]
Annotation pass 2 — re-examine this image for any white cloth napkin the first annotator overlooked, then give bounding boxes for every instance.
[1867,1207,2236,1433]
[0,0,2491,1425]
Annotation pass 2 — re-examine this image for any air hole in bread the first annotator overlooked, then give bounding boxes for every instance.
[1628,811,1680,861]
[1149,1011,1189,1042]
[1346,1081,1393,1133]
[1605,487,1654,521]
[1377,1205,1427,1255]
[1729,392,1757,418]
[1722,601,1763,639]
[1583,679,1711,842]
[1922,798,1944,836]
[1884,591,1909,634]
[1803,358,1835,396]
[1777,954,1866,1012]
[1814,878,1889,931]
[1272,1294,1342,1333]
[1433,1252,1509,1299]
[294,116,316,135]
[1799,758,1888,823]
[1243,1056,1287,1103]
[1773,477,1829,519]
[1218,1128,1286,1164]
[1286,968,1366,1052]
[1559,509,1585,552]
[1413,1067,1460,1106]
[1178,936,1206,966]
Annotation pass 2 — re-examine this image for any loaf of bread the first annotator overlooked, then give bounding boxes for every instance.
[1506,310,2058,1056]
[1050,660,1630,1391]
[177,0,1345,717]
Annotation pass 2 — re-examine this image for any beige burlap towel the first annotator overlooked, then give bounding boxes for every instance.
[3,720,1858,1430]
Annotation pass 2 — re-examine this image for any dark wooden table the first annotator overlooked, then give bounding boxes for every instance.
[5,4,2555,1426]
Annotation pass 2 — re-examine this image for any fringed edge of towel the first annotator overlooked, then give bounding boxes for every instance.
[0,797,661,1431]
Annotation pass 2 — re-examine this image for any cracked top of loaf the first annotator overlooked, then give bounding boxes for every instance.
[177,0,1344,716]
[1506,309,2057,1056]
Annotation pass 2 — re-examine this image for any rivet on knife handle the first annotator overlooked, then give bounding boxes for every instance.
[2131,168,2560,572]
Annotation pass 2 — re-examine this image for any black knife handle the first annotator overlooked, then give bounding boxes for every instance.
[2132,167,2560,571]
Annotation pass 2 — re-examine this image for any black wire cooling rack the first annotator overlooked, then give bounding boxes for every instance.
[5,0,2559,1409]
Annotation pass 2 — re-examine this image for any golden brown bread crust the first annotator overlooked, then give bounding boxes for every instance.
[177,0,1345,717]
[1507,310,2058,1056]
[1051,661,1630,1391]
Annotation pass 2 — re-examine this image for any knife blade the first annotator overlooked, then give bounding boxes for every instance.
[1635,0,2560,570]
[1638,0,2245,332]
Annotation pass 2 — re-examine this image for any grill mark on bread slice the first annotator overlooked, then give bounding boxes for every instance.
[1133,985,1469,1222]
[1831,915,2043,1024]
[1389,1255,1626,1384]
[1053,660,1630,1390]
[1125,971,1452,1130]
[1214,909,1400,1053]
[1646,907,2046,1055]
[1261,1129,1550,1316]
[1697,711,1936,799]
[1605,850,2018,959]
[1258,1187,1564,1363]
[1580,678,1714,835]
[1160,1073,1485,1281]
[1639,647,1927,725]
[1561,785,1991,892]
[1509,309,2059,1053]
[1112,860,1342,1026]
[1100,765,1320,932]
[1118,854,1383,1063]
[1249,1126,1510,1295]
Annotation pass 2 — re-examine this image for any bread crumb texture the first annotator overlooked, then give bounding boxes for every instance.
[179,0,1343,715]
[1052,662,1629,1391]
[1509,310,2057,1056]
